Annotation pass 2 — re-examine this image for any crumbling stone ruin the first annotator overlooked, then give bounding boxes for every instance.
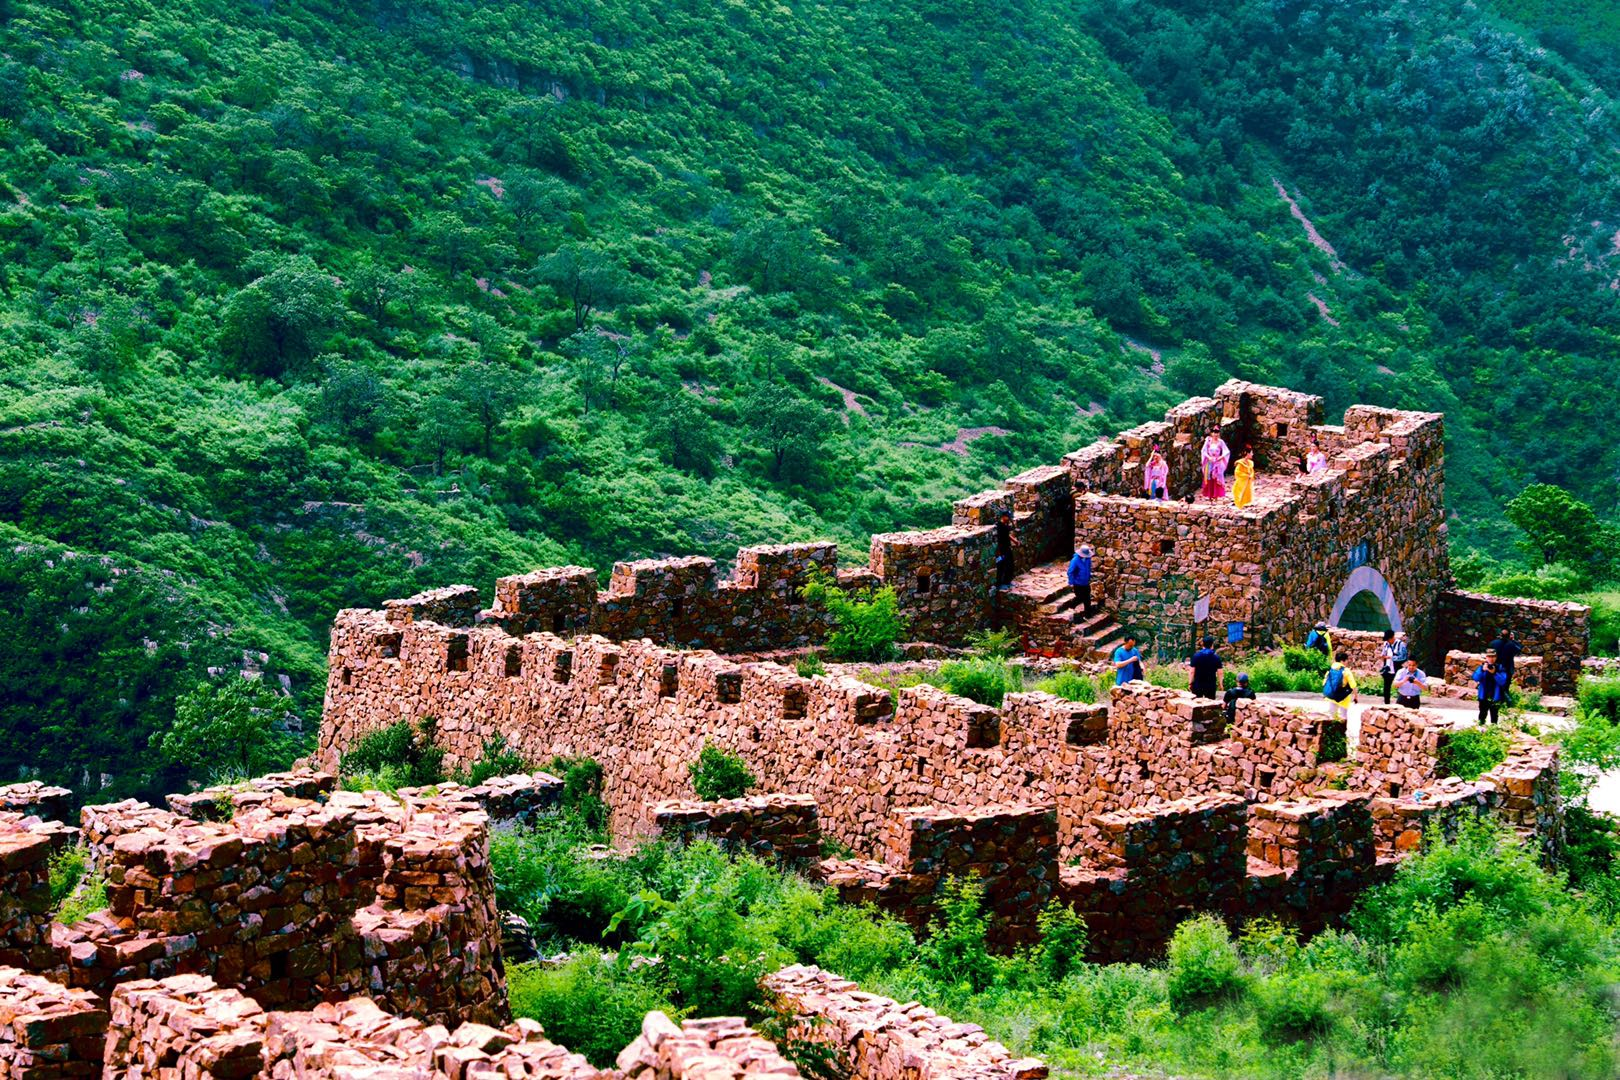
[316,383,1578,959]
[0,772,1042,1080]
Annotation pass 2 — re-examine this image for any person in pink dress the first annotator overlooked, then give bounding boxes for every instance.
[1144,446,1170,500]
[1200,432,1230,499]
[1305,435,1329,474]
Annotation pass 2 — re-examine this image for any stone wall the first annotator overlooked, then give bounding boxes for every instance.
[0,813,56,973]
[763,965,1046,1080]
[1442,651,1546,695]
[615,1013,800,1080]
[652,794,822,868]
[1437,591,1590,694]
[0,782,74,825]
[36,781,503,1030]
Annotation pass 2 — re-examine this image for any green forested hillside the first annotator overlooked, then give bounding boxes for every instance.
[3,0,1619,795]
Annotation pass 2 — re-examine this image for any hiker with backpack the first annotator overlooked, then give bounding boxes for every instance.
[1305,621,1333,658]
[1322,651,1357,722]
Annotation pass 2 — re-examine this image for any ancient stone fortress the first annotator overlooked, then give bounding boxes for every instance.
[0,382,1587,1080]
[315,382,1576,953]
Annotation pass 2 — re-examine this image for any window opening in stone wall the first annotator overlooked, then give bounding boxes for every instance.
[917,573,931,594]
[447,635,469,672]
[504,646,522,678]
[1276,422,1289,438]
[552,654,573,684]
[672,597,684,620]
[341,667,351,686]
[1159,539,1175,555]
[552,611,566,634]
[782,685,808,720]
[599,654,619,686]
[377,631,402,659]
[659,662,678,698]
[716,671,742,704]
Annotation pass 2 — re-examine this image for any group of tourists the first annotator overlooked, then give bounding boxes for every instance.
[1094,616,1524,732]
[1142,432,1255,509]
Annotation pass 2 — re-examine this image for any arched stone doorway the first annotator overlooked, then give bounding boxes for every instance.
[1329,565,1404,633]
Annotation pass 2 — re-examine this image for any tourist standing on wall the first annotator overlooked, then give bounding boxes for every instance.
[1322,651,1357,721]
[1068,543,1094,615]
[1474,649,1509,725]
[1232,446,1255,509]
[1144,446,1169,501]
[1200,431,1230,499]
[1188,637,1223,699]
[1394,658,1427,709]
[1223,672,1256,724]
[1377,629,1400,704]
[1305,436,1329,474]
[1488,627,1522,689]
[994,510,1016,589]
[1112,634,1145,685]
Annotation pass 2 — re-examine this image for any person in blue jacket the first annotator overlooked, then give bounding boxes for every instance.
[1473,648,1510,726]
[1067,543,1094,615]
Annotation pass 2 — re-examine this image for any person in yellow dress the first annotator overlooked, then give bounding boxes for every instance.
[1232,446,1255,508]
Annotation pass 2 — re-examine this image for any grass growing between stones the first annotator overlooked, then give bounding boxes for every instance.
[494,799,1620,1078]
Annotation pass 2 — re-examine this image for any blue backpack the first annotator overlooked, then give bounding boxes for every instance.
[1322,666,1346,700]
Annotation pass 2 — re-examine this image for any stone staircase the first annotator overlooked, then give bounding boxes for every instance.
[998,561,1125,659]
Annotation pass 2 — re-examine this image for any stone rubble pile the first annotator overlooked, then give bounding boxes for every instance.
[763,965,1047,1080]
[0,966,108,1079]
[0,784,74,828]
[615,1012,799,1080]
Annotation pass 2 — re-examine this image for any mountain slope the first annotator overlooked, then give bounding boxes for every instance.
[1,0,1616,794]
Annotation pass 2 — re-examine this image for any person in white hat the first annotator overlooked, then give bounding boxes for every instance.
[1067,543,1095,615]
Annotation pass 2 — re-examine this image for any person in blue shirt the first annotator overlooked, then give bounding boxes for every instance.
[1111,635,1144,686]
[1188,637,1223,699]
[1067,543,1094,615]
[1474,648,1509,725]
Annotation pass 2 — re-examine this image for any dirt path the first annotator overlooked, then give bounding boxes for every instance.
[817,376,869,417]
[1273,178,1347,274]
[899,425,1012,456]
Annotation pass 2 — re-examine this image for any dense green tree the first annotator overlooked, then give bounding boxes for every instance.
[219,255,343,377]
[156,678,301,784]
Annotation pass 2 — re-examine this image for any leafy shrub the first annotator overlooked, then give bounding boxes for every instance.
[755,885,916,981]
[1282,645,1329,674]
[1165,914,1244,1009]
[1436,726,1511,780]
[1035,669,1099,703]
[795,652,827,678]
[689,743,757,801]
[1244,655,1294,693]
[614,844,792,1016]
[457,734,529,786]
[918,876,995,993]
[1033,903,1089,982]
[966,627,1019,659]
[932,658,1023,706]
[339,719,445,789]
[1576,675,1620,723]
[48,846,88,909]
[508,951,676,1067]
[157,678,302,785]
[546,755,608,831]
[801,575,907,662]
[491,821,634,941]
[1253,971,1335,1042]
[51,845,107,927]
